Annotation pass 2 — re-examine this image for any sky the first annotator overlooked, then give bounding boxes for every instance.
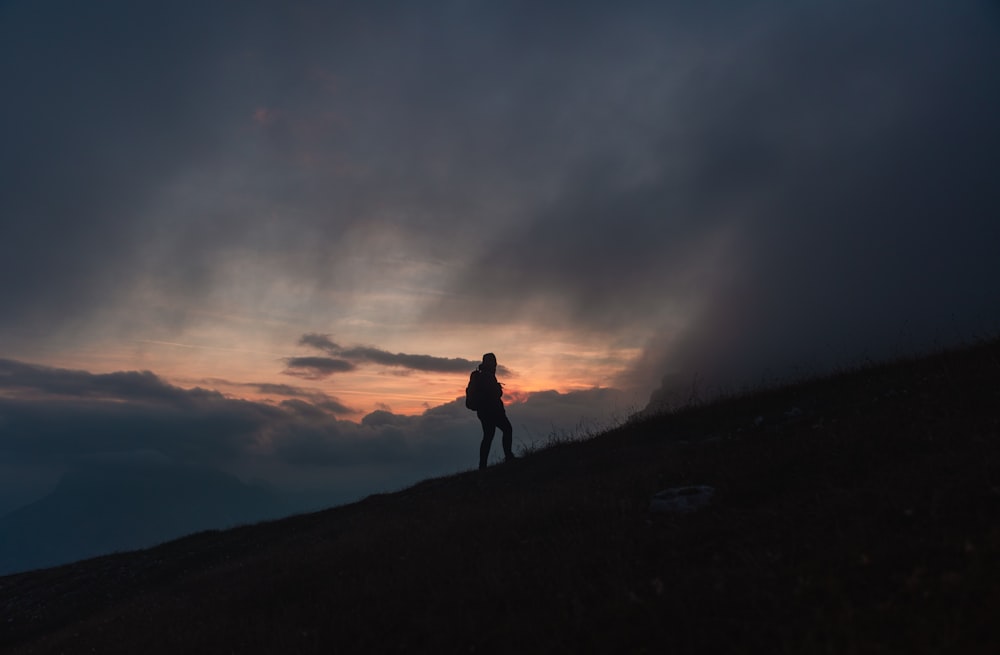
[1,0,999,568]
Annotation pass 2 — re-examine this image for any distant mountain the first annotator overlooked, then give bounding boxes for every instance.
[0,460,294,575]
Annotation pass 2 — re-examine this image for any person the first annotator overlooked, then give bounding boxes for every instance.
[472,352,515,470]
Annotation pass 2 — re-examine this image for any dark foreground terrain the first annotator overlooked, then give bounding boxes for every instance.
[2,339,999,654]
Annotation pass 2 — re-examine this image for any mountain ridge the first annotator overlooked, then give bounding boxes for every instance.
[0,460,301,576]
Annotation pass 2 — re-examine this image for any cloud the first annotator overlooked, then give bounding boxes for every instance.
[298,333,341,353]
[0,358,626,503]
[282,356,357,380]
[0,359,223,406]
[206,380,356,415]
[263,388,627,470]
[431,0,1000,397]
[0,0,244,339]
[5,0,996,388]
[339,346,485,374]
[0,354,628,572]
[1,1,998,528]
[294,334,510,375]
[0,361,276,465]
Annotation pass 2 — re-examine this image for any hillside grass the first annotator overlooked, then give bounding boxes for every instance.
[2,338,999,653]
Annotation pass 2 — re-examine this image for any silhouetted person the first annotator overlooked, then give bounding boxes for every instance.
[468,352,515,470]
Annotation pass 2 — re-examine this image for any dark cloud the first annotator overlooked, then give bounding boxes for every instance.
[0,1,244,337]
[508,387,635,442]
[433,0,1000,395]
[0,356,629,573]
[3,1,997,363]
[265,387,627,470]
[340,347,484,374]
[1,358,623,494]
[0,1,717,340]
[628,1,1000,398]
[230,382,355,415]
[282,356,356,380]
[200,378,357,415]
[295,334,506,375]
[298,333,340,353]
[0,363,276,465]
[0,359,231,411]
[7,0,995,385]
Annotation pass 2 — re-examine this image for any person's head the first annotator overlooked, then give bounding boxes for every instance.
[480,352,497,373]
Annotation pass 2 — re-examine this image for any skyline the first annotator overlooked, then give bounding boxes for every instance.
[2,0,999,569]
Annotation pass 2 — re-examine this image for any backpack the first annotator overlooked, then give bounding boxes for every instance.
[465,370,481,411]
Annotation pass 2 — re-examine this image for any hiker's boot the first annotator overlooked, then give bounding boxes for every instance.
[501,433,514,463]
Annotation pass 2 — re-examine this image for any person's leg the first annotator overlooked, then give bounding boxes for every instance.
[479,418,496,470]
[497,413,515,461]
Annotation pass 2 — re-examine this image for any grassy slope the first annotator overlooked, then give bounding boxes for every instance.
[2,339,999,654]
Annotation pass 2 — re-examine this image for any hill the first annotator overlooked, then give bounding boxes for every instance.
[2,338,999,653]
